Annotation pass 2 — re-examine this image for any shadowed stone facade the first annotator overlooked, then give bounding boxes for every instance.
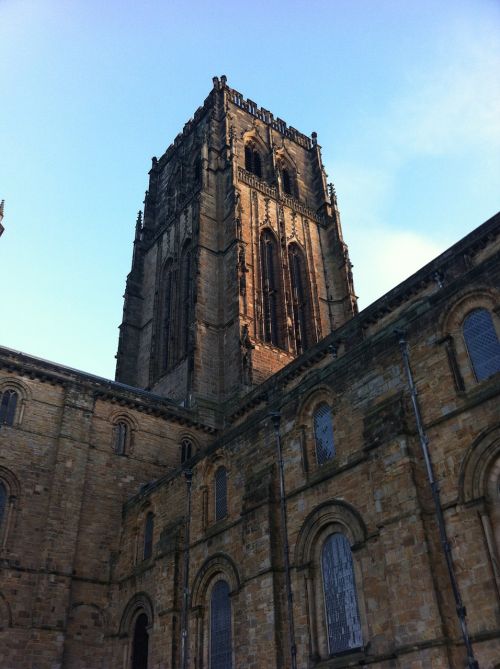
[0,78,499,668]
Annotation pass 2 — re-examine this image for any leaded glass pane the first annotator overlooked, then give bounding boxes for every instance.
[463,309,500,381]
[210,580,232,669]
[314,403,335,465]
[0,390,17,426]
[322,533,363,656]
[215,467,228,521]
[181,439,192,464]
[0,482,6,529]
[115,422,127,455]
[144,513,154,560]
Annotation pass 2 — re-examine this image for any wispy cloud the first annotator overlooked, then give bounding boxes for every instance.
[331,18,500,309]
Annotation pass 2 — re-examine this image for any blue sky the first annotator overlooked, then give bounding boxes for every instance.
[1,0,499,379]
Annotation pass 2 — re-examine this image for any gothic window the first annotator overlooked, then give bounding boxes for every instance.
[260,230,283,348]
[210,580,232,669]
[314,403,335,465]
[215,467,228,521]
[179,243,193,360]
[113,421,128,455]
[0,389,18,427]
[143,512,154,560]
[288,243,312,353]
[245,145,262,178]
[181,438,193,464]
[131,612,149,669]
[161,262,174,372]
[463,308,500,381]
[282,168,292,195]
[321,533,363,656]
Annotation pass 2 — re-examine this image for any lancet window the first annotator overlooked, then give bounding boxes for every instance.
[181,438,193,464]
[210,580,233,669]
[321,533,363,655]
[131,613,149,669]
[179,243,193,360]
[161,261,175,372]
[245,145,262,178]
[215,466,228,521]
[260,230,283,348]
[288,243,311,353]
[113,420,128,455]
[314,403,335,465]
[0,389,18,427]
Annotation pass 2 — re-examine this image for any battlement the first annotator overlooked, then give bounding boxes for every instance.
[225,82,314,150]
[155,76,316,171]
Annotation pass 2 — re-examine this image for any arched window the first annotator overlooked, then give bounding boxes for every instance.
[181,438,193,464]
[0,389,18,427]
[463,308,500,381]
[144,512,154,560]
[0,482,6,530]
[314,403,335,465]
[113,421,128,455]
[132,612,149,669]
[288,244,312,353]
[161,262,174,372]
[210,580,232,669]
[321,533,363,656]
[179,244,193,360]
[244,145,262,178]
[260,230,283,348]
[215,467,228,521]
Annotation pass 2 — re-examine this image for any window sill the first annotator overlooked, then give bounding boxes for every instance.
[315,648,366,668]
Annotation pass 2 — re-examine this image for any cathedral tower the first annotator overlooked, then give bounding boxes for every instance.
[115,76,357,415]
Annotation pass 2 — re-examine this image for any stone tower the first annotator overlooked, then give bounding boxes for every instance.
[115,76,357,418]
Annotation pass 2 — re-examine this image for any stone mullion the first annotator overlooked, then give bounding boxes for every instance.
[253,191,264,341]
[276,202,293,351]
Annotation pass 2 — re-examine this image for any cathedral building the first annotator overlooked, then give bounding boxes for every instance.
[0,76,499,669]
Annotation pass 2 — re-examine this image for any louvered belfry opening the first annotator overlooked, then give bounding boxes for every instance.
[260,230,283,348]
[288,243,311,354]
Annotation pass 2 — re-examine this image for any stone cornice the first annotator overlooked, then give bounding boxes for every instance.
[0,346,216,434]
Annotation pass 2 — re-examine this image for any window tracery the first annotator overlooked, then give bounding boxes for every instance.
[260,230,283,348]
[181,438,194,464]
[245,145,262,178]
[0,389,18,427]
[288,243,312,353]
[314,403,335,465]
[463,308,500,381]
[321,533,363,655]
